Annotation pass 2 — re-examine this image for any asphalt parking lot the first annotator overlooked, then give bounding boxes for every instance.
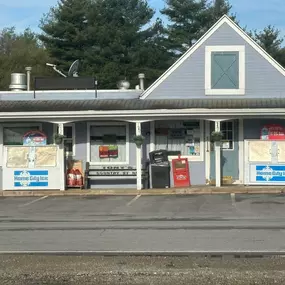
[2,194,285,284]
[1,194,285,253]
[1,193,285,221]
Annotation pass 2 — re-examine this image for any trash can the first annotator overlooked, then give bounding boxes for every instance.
[149,150,170,189]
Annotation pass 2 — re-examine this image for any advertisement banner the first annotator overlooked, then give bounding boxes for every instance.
[14,170,49,187]
[253,165,285,182]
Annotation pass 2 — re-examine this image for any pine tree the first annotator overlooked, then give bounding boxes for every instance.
[84,0,173,88]
[161,0,234,55]
[39,0,91,74]
[251,26,285,67]
[39,0,172,88]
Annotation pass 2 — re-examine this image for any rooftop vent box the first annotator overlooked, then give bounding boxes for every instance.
[9,73,27,91]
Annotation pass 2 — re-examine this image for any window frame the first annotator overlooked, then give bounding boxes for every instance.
[205,45,245,95]
[154,119,204,162]
[63,123,76,157]
[0,123,42,167]
[221,120,235,151]
[3,123,43,146]
[87,122,130,165]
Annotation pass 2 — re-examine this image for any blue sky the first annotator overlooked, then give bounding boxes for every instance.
[0,0,284,35]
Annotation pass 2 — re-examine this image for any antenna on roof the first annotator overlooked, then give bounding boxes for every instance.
[46,60,80,77]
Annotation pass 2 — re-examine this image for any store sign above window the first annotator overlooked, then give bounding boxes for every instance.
[23,130,47,146]
[260,124,285,140]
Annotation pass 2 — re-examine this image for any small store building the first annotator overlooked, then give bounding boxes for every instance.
[1,15,285,191]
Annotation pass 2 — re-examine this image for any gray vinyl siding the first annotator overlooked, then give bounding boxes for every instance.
[146,22,285,99]
[73,122,88,170]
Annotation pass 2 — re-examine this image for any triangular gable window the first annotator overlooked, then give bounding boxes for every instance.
[205,46,245,95]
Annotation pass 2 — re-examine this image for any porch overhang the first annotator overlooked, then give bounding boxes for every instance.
[0,98,284,120]
[0,108,284,121]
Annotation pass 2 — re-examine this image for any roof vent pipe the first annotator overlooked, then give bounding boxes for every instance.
[138,73,145,90]
[25,67,32,91]
[9,73,27,91]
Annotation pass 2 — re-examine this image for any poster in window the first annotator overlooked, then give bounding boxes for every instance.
[222,141,230,149]
[260,124,285,140]
[194,145,200,155]
[108,145,118,158]
[99,146,109,158]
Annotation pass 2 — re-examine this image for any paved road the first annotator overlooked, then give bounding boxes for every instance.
[1,194,285,252]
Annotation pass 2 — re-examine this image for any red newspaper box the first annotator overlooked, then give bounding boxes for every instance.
[172,156,190,187]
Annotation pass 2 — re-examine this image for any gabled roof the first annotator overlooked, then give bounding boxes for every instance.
[140,15,285,100]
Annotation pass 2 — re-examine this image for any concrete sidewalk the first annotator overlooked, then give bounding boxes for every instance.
[1,185,285,197]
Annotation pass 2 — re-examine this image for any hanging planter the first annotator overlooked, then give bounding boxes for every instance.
[132,135,145,147]
[53,133,65,145]
[211,131,223,142]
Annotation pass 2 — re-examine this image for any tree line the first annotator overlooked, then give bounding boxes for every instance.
[0,0,284,90]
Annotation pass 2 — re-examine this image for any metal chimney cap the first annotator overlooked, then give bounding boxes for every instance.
[9,73,27,91]
[25,66,32,71]
[138,73,145,79]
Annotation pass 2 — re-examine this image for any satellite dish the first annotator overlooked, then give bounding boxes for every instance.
[46,60,80,78]
[68,60,79,77]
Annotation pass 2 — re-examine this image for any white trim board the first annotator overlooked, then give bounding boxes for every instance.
[2,108,285,120]
[238,119,244,184]
[205,46,245,95]
[140,15,285,100]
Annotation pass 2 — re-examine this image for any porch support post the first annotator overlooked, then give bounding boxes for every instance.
[238,118,244,184]
[150,121,155,152]
[136,122,142,190]
[58,123,65,191]
[215,121,221,187]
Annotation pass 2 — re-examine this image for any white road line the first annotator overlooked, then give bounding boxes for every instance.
[20,196,49,207]
[127,195,141,206]
[230,193,236,207]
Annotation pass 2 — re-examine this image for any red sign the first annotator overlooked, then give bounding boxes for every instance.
[172,156,190,187]
[260,124,285,140]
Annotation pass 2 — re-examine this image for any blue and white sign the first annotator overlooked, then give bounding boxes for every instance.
[14,170,48,187]
[255,165,285,182]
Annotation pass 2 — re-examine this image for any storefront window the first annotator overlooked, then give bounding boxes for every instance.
[155,120,202,158]
[3,126,40,145]
[90,124,128,163]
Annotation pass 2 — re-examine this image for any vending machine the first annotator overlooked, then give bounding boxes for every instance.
[172,156,190,187]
